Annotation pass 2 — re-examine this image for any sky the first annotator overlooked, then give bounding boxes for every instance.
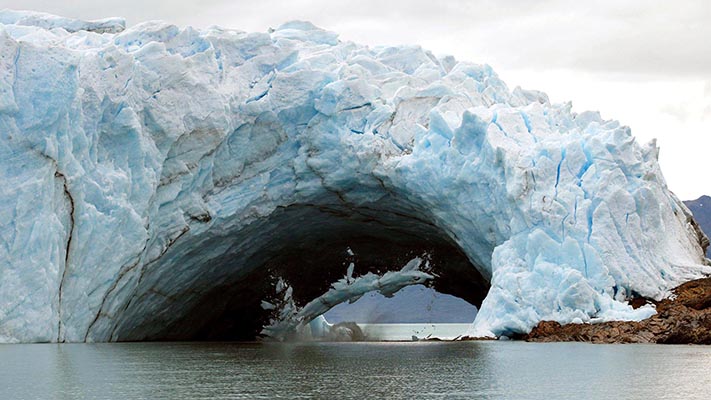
[2,0,709,199]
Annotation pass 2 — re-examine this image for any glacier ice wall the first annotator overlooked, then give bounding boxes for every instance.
[0,11,709,342]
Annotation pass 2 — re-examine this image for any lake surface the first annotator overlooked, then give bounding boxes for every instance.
[359,323,471,340]
[2,341,710,399]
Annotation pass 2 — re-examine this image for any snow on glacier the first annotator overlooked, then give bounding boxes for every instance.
[0,9,125,34]
[0,10,709,342]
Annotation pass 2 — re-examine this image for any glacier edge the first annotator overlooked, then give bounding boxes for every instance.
[0,10,709,343]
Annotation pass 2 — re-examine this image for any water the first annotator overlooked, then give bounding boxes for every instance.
[359,323,471,340]
[2,341,711,399]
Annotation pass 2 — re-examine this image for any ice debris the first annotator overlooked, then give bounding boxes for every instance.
[262,257,433,340]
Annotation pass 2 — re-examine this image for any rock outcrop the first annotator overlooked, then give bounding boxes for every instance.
[684,195,711,257]
[525,277,711,344]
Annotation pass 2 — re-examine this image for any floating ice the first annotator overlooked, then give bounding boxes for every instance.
[0,10,708,343]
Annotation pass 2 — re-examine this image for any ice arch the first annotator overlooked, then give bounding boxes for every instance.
[101,199,490,341]
[0,12,708,343]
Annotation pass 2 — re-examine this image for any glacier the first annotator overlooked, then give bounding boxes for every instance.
[0,10,709,343]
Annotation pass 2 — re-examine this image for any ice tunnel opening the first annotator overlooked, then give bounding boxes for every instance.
[323,284,479,325]
[109,196,491,342]
[319,284,480,341]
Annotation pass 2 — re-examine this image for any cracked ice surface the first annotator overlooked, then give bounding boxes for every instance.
[0,11,709,342]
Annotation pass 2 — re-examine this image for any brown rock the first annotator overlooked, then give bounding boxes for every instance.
[670,278,711,310]
[524,277,711,344]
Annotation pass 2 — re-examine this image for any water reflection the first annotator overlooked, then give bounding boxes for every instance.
[1,341,710,399]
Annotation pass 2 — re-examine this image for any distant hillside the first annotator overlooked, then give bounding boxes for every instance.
[323,284,478,324]
[684,195,711,258]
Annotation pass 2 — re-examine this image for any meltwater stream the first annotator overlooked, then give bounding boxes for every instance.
[2,342,710,399]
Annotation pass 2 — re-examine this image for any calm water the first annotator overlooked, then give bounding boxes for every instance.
[1,341,711,399]
[359,323,471,340]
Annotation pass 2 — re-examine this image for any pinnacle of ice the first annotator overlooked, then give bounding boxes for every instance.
[0,10,709,343]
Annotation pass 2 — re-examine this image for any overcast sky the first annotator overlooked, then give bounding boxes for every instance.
[2,0,709,199]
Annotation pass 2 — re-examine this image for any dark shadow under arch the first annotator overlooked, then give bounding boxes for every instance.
[112,196,491,341]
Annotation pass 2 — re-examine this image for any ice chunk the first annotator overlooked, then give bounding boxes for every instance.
[261,257,434,340]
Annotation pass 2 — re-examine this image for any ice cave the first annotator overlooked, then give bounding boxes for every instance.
[0,11,709,343]
[104,200,490,342]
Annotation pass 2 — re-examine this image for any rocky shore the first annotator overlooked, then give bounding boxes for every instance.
[524,277,711,344]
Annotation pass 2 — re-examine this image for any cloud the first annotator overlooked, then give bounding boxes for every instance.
[660,104,691,123]
[703,106,711,121]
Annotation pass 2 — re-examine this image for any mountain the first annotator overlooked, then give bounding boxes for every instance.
[324,285,478,324]
[684,195,711,257]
